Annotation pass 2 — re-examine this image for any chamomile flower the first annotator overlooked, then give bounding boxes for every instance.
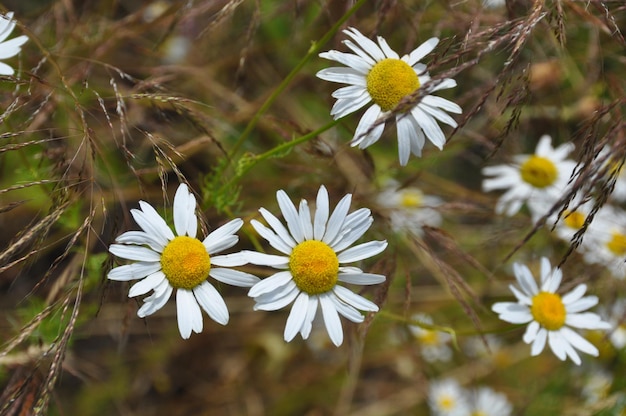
[492,257,611,365]
[0,12,28,76]
[107,183,259,339]
[482,135,576,217]
[244,185,387,347]
[548,197,596,245]
[428,378,470,416]
[409,313,452,363]
[468,387,513,416]
[316,27,462,166]
[376,180,442,237]
[581,205,626,279]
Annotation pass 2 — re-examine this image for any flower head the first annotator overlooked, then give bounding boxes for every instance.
[0,12,28,76]
[492,257,611,365]
[482,135,576,217]
[107,183,259,339]
[316,27,462,166]
[408,313,452,363]
[468,387,513,416]
[376,180,442,236]
[244,185,387,346]
[428,379,470,416]
[580,205,626,279]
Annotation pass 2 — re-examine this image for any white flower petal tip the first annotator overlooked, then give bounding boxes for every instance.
[492,256,610,365]
[107,182,248,338]
[0,12,28,76]
[246,185,386,346]
[317,27,461,164]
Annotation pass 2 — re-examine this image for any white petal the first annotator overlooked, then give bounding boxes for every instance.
[331,296,364,323]
[137,284,173,318]
[561,284,588,305]
[194,281,229,325]
[209,268,260,287]
[396,115,413,166]
[338,272,385,285]
[299,297,319,339]
[211,251,249,267]
[530,328,548,356]
[107,261,162,281]
[565,296,598,313]
[318,50,372,73]
[241,250,289,267]
[547,330,567,361]
[406,37,439,66]
[128,271,166,297]
[109,244,161,262]
[376,36,399,59]
[132,202,175,242]
[560,326,599,357]
[337,240,387,263]
[253,284,299,311]
[316,67,367,86]
[411,106,446,149]
[115,230,166,252]
[250,219,293,255]
[277,189,305,243]
[248,271,293,297]
[344,27,385,61]
[0,61,15,75]
[523,321,540,343]
[203,218,243,254]
[323,193,352,244]
[259,207,298,248]
[176,289,203,339]
[0,35,28,60]
[421,95,462,114]
[314,185,330,240]
[299,199,313,241]
[320,293,344,346]
[331,93,372,119]
[334,285,378,312]
[284,292,310,342]
[352,104,384,148]
[173,183,197,238]
[514,263,539,296]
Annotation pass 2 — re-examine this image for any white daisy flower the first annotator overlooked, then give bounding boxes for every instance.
[244,185,388,347]
[594,145,626,203]
[376,180,442,237]
[316,27,462,166]
[492,257,611,365]
[107,183,260,339]
[0,12,28,76]
[408,313,452,363]
[468,387,513,416]
[548,197,597,245]
[482,135,576,217]
[580,205,626,279]
[581,370,613,405]
[428,378,470,416]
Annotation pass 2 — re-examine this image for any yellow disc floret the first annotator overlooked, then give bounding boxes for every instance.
[531,291,566,331]
[366,58,420,112]
[161,236,211,289]
[438,396,456,411]
[289,240,339,295]
[563,210,585,230]
[400,189,423,208]
[520,156,558,188]
[607,231,626,256]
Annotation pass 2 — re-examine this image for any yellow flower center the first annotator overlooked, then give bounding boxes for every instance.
[531,292,566,331]
[520,156,558,188]
[289,240,339,295]
[606,232,626,256]
[366,58,420,112]
[438,395,456,411]
[160,236,211,289]
[417,329,439,345]
[400,189,423,208]
[563,210,585,230]
[471,412,487,416]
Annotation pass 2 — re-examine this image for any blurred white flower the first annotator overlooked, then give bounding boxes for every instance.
[581,370,613,405]
[107,183,259,339]
[317,27,461,165]
[376,180,442,236]
[468,387,513,416]
[428,379,470,416]
[244,185,387,347]
[492,257,611,365]
[409,313,452,363]
[0,12,28,76]
[482,135,576,217]
[580,205,626,279]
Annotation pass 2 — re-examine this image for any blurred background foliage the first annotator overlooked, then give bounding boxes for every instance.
[0,0,625,415]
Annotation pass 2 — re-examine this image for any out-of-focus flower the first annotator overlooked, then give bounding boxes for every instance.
[581,369,613,405]
[244,185,387,347]
[376,180,442,236]
[581,205,626,279]
[428,379,470,416]
[482,135,576,217]
[408,313,452,363]
[468,387,513,416]
[316,27,461,165]
[107,183,259,339]
[0,12,28,76]
[492,257,611,365]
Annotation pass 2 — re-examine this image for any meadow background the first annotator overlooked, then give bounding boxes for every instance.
[1,0,625,415]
